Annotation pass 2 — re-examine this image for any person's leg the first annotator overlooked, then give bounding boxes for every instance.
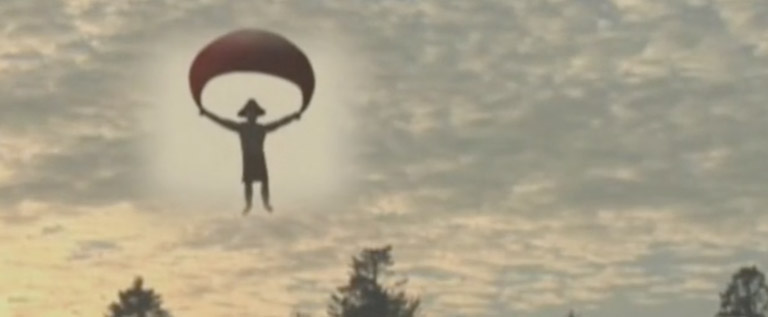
[243,181,253,215]
[260,177,273,213]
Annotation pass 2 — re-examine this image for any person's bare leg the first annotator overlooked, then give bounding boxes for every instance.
[243,182,253,215]
[261,179,273,213]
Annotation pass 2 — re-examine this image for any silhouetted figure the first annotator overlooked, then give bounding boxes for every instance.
[199,99,300,214]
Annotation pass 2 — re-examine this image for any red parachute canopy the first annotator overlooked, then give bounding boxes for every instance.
[189,29,315,113]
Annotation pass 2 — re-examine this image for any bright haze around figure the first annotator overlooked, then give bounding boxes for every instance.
[141,28,362,214]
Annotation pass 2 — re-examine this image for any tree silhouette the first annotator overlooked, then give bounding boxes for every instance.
[717,266,768,317]
[328,245,420,317]
[105,276,172,317]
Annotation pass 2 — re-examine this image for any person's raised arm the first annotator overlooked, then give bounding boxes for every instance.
[264,111,301,133]
[200,107,239,131]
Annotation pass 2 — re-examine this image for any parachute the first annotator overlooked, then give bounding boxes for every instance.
[189,29,315,113]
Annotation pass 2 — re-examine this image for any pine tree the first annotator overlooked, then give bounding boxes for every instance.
[105,276,171,317]
[328,245,420,317]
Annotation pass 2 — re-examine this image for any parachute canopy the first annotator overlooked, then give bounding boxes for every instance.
[189,29,315,113]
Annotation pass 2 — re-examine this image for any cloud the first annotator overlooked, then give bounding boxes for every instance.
[68,239,122,261]
[4,0,768,316]
[40,224,64,235]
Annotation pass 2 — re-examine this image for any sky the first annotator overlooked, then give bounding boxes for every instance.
[2,0,768,316]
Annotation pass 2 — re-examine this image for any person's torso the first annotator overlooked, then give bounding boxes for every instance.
[238,123,267,156]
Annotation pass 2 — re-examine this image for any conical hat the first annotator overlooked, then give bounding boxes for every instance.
[237,99,266,117]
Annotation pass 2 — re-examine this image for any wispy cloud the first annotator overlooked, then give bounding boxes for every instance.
[3,0,768,316]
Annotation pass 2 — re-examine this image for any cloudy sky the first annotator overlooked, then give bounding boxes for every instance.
[3,0,768,316]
